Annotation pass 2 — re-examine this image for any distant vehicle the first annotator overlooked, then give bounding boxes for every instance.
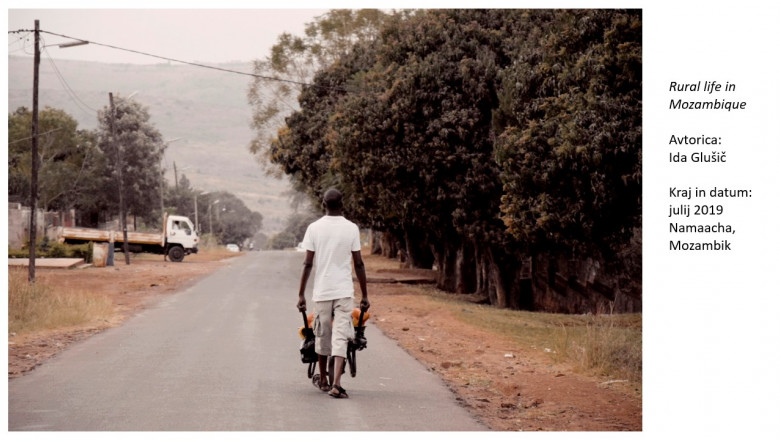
[226,244,240,252]
[57,213,199,262]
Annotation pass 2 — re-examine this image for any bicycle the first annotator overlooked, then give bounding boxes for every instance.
[299,309,368,388]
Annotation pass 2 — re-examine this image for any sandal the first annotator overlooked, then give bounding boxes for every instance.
[329,385,349,399]
[312,374,331,392]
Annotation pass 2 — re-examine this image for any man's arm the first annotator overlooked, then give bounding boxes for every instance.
[297,250,315,312]
[352,250,370,311]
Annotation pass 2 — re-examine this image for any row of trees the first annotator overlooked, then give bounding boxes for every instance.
[249,9,642,311]
[8,99,263,247]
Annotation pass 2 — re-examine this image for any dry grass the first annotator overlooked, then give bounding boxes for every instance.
[418,285,642,384]
[8,267,115,335]
[8,247,237,336]
[551,315,642,383]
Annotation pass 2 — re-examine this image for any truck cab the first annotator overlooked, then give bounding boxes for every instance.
[165,214,199,262]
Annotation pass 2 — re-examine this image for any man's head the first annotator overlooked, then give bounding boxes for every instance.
[322,188,343,212]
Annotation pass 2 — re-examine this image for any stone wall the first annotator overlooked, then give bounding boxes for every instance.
[7,203,76,249]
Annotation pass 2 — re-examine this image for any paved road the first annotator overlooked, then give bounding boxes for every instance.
[9,251,484,431]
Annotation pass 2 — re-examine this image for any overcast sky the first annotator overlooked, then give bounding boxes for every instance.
[7,8,334,65]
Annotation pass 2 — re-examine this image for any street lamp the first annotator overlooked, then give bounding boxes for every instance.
[57,40,89,49]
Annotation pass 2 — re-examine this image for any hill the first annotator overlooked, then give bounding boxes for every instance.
[7,55,300,233]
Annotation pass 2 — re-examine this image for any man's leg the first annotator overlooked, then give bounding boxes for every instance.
[313,300,334,391]
[317,354,329,389]
[329,298,355,397]
[332,356,346,389]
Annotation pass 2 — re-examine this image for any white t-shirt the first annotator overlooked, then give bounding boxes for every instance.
[301,215,362,302]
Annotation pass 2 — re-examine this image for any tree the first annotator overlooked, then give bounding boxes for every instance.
[494,10,642,262]
[247,9,391,172]
[166,173,196,221]
[266,209,320,250]
[96,95,166,227]
[8,106,100,212]
[330,10,519,284]
[206,191,263,246]
[264,9,642,311]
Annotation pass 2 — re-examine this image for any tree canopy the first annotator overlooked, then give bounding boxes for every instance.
[8,106,100,212]
[261,9,642,312]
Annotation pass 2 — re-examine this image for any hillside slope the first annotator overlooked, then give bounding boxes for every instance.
[8,55,298,233]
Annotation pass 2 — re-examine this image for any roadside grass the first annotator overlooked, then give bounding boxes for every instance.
[8,248,237,336]
[420,286,642,384]
[8,267,114,335]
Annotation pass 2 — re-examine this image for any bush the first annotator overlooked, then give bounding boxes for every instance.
[68,243,94,263]
[47,243,69,258]
[8,247,28,258]
[8,242,94,263]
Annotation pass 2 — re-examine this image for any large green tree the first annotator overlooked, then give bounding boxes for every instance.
[494,10,642,263]
[248,9,391,175]
[204,191,263,246]
[8,106,100,212]
[95,96,166,227]
[264,9,642,311]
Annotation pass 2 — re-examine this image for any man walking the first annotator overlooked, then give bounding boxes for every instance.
[297,188,370,399]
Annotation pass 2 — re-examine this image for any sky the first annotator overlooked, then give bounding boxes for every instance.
[7,8,331,65]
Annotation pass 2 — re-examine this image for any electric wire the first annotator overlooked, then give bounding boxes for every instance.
[36,29,349,93]
[41,41,100,117]
[8,128,64,145]
[8,31,33,55]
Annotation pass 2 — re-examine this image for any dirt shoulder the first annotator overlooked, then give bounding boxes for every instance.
[8,251,641,431]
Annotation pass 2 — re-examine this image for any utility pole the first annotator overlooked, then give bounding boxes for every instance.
[194,195,199,232]
[28,20,41,283]
[160,160,165,222]
[173,161,178,193]
[109,93,130,264]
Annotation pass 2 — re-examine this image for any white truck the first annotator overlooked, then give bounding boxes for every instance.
[57,213,199,262]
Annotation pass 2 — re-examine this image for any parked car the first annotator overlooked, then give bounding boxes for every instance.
[226,244,240,252]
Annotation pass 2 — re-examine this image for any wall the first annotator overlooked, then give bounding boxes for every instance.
[7,203,76,249]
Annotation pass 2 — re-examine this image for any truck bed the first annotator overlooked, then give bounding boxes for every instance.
[59,227,164,246]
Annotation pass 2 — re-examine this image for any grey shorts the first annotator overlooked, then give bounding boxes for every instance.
[313,297,355,359]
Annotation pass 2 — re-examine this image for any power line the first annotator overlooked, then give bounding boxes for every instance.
[35,29,347,92]
[8,127,64,145]
[41,43,100,117]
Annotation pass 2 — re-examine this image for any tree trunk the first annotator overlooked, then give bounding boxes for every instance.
[369,229,383,255]
[434,241,457,292]
[454,241,477,294]
[485,246,507,308]
[403,226,434,269]
[379,228,401,259]
[474,245,489,298]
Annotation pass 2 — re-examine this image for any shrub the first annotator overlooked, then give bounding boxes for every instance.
[8,242,95,263]
[47,243,69,258]
[68,243,94,263]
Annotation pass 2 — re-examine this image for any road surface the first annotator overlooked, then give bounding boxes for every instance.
[9,251,484,431]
